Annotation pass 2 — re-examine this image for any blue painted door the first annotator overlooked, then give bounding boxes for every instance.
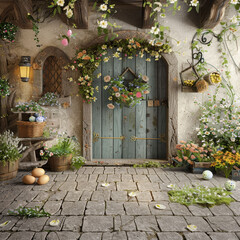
[92,49,167,159]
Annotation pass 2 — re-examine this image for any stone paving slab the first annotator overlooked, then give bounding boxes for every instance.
[0,166,240,239]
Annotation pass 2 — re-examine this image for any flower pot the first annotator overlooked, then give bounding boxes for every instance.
[0,160,19,181]
[48,154,72,172]
[190,162,214,174]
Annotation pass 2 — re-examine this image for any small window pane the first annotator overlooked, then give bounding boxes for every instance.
[43,56,62,95]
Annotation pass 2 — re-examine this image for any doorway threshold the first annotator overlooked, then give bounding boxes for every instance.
[85,159,169,166]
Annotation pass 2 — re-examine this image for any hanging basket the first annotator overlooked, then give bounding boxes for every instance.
[204,72,221,85]
[17,121,46,138]
[0,160,19,181]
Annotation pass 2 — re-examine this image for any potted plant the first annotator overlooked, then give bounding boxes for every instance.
[41,133,80,171]
[173,141,214,173]
[0,131,26,181]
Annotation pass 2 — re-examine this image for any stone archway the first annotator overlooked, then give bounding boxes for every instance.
[82,31,178,161]
[32,46,70,98]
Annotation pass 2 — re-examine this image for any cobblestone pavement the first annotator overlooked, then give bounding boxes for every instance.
[1,166,240,240]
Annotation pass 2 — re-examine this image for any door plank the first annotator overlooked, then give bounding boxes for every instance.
[146,55,158,159]
[135,54,147,159]
[157,58,168,159]
[122,56,136,159]
[113,51,123,159]
[92,62,102,158]
[101,49,114,158]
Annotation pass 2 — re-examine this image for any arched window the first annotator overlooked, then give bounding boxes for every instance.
[43,56,62,94]
[32,47,70,98]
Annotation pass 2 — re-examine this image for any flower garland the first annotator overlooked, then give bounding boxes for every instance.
[0,22,18,43]
[66,38,172,103]
[104,75,150,109]
[48,0,76,18]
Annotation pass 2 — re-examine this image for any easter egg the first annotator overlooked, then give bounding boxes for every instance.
[32,168,45,178]
[34,113,39,118]
[22,175,36,185]
[67,29,72,37]
[36,116,44,122]
[29,116,36,122]
[225,180,236,191]
[37,175,50,185]
[202,170,213,180]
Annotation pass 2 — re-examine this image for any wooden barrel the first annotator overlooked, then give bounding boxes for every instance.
[48,154,72,172]
[0,160,19,181]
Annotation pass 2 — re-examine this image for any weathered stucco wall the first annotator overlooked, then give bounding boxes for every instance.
[3,3,240,153]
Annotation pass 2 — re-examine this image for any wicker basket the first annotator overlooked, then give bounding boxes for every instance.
[17,121,46,138]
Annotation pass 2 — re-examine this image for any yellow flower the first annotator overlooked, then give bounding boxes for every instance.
[95,86,99,92]
[78,63,83,67]
[68,77,73,82]
[101,44,107,50]
[103,57,109,62]
[103,85,108,90]
[146,58,151,62]
[97,73,102,78]
[95,62,100,67]
[108,96,113,101]
[113,52,120,58]
[117,47,123,52]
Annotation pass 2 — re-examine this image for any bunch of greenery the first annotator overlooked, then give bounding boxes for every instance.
[12,101,44,114]
[0,77,10,97]
[71,156,86,170]
[38,92,60,106]
[168,185,234,207]
[196,95,240,152]
[0,22,18,43]
[0,131,26,165]
[8,206,50,218]
[212,151,240,178]
[133,161,172,168]
[104,75,150,108]
[173,141,213,167]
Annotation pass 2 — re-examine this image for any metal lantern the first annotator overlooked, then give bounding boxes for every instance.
[19,56,31,82]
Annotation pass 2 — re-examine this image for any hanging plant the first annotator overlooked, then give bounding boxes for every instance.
[27,13,41,47]
[0,77,10,97]
[0,22,18,43]
[66,38,172,103]
[104,75,150,109]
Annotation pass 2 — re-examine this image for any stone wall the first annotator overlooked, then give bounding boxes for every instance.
[2,2,240,155]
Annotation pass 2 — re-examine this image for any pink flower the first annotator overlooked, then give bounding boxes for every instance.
[67,29,72,37]
[107,103,115,109]
[190,155,195,160]
[136,92,142,98]
[104,75,111,82]
[49,152,53,157]
[61,38,69,46]
[144,90,149,94]
[40,150,44,156]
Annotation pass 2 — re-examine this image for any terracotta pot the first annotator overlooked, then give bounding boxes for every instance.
[48,154,72,172]
[0,160,19,181]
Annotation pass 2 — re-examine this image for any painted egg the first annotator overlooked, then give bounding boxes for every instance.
[67,30,72,37]
[29,116,36,122]
[34,113,39,118]
[225,180,236,191]
[32,168,45,178]
[202,170,213,180]
[36,116,44,122]
[37,175,50,185]
[22,175,36,185]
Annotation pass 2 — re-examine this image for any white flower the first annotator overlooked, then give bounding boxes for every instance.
[230,0,238,4]
[149,39,155,46]
[231,137,236,142]
[100,4,107,11]
[154,2,162,12]
[57,0,65,7]
[230,15,238,24]
[160,13,166,18]
[190,0,199,7]
[169,0,177,3]
[115,92,120,97]
[150,26,160,35]
[98,20,108,29]
[65,8,73,18]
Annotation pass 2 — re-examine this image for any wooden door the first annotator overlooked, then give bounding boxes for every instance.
[92,49,168,159]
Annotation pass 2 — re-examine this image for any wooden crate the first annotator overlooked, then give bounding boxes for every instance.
[232,166,240,181]
[190,162,213,174]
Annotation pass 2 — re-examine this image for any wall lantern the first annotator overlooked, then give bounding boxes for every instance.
[19,56,31,82]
